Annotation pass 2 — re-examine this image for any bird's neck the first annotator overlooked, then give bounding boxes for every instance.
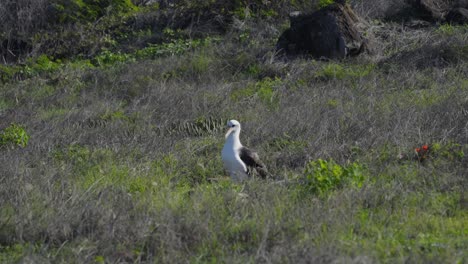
[226,129,242,149]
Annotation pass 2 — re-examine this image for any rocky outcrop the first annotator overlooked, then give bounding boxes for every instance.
[446,7,468,23]
[276,2,370,59]
[406,0,468,23]
[406,0,451,20]
[1,38,31,63]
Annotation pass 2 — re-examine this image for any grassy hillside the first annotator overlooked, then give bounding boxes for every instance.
[1,0,467,263]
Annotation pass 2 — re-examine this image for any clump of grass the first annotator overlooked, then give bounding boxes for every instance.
[315,62,375,80]
[435,24,468,36]
[230,77,283,108]
[0,244,25,263]
[318,0,338,8]
[0,123,30,148]
[430,142,465,162]
[0,65,22,83]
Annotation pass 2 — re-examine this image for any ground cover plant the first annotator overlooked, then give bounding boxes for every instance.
[0,0,467,263]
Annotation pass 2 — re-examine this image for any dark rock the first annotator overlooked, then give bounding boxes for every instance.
[406,0,468,21]
[276,3,369,59]
[406,0,451,21]
[446,7,468,23]
[0,38,31,63]
[455,0,468,8]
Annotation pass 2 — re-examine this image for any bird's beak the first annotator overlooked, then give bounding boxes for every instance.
[225,127,234,139]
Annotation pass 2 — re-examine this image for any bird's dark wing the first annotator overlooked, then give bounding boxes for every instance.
[239,147,269,178]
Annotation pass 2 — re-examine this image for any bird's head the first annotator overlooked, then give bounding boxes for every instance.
[225,119,241,138]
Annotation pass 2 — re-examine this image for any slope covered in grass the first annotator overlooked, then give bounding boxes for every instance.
[1,0,467,263]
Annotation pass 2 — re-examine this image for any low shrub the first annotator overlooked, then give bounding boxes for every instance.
[135,37,219,59]
[48,0,139,24]
[93,50,134,67]
[318,0,337,9]
[231,77,283,108]
[302,159,367,196]
[0,123,30,148]
[0,65,22,83]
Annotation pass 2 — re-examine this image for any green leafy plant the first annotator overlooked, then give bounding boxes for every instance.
[303,159,366,196]
[1,55,62,83]
[0,123,30,148]
[31,54,61,72]
[94,255,105,264]
[135,37,219,59]
[318,0,336,8]
[430,142,465,161]
[93,50,134,67]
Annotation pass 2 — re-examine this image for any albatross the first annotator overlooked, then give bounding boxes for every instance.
[221,120,268,181]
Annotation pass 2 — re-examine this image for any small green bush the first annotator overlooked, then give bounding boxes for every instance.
[318,63,346,79]
[231,77,282,108]
[94,255,105,264]
[0,55,63,83]
[0,244,24,263]
[32,54,61,72]
[303,159,366,196]
[257,77,281,104]
[0,124,30,148]
[185,53,214,76]
[20,55,62,78]
[318,0,335,8]
[431,142,465,161]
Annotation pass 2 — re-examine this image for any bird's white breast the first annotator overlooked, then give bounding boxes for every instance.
[222,145,245,171]
[222,138,248,181]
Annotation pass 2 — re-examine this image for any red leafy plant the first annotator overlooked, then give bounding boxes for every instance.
[415,144,430,162]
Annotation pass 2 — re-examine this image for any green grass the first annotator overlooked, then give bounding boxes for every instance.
[356,189,466,259]
[230,77,283,109]
[315,62,375,80]
[0,244,26,263]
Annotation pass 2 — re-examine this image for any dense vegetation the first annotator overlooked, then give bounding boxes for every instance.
[1,0,467,263]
